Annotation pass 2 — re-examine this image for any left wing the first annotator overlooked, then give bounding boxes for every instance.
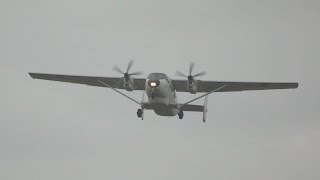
[172,80,298,92]
[29,73,146,90]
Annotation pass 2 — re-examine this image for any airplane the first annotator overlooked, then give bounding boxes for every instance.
[29,61,298,123]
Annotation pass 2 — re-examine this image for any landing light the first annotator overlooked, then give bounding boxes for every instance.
[150,82,157,87]
[148,80,160,87]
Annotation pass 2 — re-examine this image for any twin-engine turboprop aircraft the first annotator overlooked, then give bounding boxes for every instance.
[29,61,298,123]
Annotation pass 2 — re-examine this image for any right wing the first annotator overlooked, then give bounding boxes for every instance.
[29,73,146,90]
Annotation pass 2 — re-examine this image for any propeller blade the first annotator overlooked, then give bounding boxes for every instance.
[176,71,188,77]
[189,62,195,75]
[127,60,134,73]
[193,71,206,77]
[129,71,143,76]
[113,65,124,74]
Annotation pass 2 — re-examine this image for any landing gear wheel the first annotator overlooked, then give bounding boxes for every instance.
[137,109,143,118]
[178,111,184,119]
[152,93,155,99]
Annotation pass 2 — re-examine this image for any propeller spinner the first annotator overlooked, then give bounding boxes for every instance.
[176,62,206,84]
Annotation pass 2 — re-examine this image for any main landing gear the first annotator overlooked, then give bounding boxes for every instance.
[178,110,184,119]
[137,108,144,120]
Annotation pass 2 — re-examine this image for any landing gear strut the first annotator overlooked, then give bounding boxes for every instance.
[178,110,184,119]
[137,108,144,120]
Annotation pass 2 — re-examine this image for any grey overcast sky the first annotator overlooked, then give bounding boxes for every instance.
[0,0,319,179]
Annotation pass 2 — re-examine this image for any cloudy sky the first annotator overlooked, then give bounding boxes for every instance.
[0,0,319,179]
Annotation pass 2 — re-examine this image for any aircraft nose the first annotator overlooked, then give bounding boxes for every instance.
[148,80,160,88]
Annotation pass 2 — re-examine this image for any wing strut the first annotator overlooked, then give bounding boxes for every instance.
[181,85,227,107]
[97,80,141,106]
[203,95,208,123]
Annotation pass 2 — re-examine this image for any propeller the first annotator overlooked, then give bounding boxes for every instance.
[176,62,206,83]
[113,60,143,80]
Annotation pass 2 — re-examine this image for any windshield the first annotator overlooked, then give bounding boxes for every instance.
[147,73,167,80]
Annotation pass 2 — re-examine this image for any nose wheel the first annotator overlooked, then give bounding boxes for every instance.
[151,87,155,99]
[178,110,184,119]
[137,108,144,120]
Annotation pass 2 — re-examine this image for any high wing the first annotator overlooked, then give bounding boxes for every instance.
[172,80,298,92]
[29,73,146,90]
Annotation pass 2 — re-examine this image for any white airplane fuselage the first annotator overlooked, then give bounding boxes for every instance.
[144,73,179,116]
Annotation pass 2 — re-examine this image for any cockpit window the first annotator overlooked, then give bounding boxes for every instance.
[147,73,167,80]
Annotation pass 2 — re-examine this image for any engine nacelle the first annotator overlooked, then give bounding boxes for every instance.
[123,77,134,91]
[187,81,198,94]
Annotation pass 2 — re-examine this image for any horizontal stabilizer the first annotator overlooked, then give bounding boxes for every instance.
[180,104,204,112]
[141,103,204,112]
